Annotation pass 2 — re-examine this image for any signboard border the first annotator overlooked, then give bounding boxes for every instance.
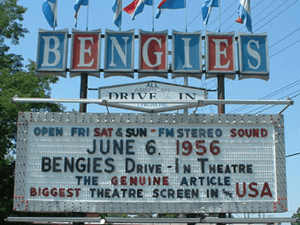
[172,30,202,77]
[13,112,287,214]
[138,29,168,78]
[238,32,270,80]
[205,31,236,75]
[104,29,135,78]
[69,29,102,78]
[35,29,69,77]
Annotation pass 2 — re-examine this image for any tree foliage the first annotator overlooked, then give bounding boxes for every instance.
[0,0,28,72]
[292,207,300,225]
[0,0,63,223]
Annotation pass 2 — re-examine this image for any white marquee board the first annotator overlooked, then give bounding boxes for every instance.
[14,112,287,214]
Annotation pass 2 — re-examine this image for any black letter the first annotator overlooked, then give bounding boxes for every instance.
[125,158,135,173]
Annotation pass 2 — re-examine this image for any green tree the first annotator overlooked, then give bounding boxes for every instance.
[292,207,300,225]
[0,0,62,223]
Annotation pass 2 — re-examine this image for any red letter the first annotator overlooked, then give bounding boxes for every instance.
[236,182,246,197]
[75,188,81,197]
[111,176,118,185]
[121,176,127,185]
[94,128,100,137]
[230,129,236,137]
[51,188,58,197]
[163,176,169,185]
[261,129,268,138]
[42,188,49,197]
[248,182,259,197]
[30,188,37,197]
[67,188,73,197]
[59,188,65,197]
[260,182,273,197]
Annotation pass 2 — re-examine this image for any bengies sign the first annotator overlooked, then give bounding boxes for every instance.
[14,112,287,214]
[35,29,269,80]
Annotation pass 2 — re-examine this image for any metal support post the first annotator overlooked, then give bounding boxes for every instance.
[79,74,88,113]
[218,75,225,114]
[217,74,225,222]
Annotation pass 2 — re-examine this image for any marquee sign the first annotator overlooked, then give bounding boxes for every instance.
[14,112,287,214]
[35,29,269,80]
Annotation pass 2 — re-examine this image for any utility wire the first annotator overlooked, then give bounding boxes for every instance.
[254,0,285,28]
[186,11,202,30]
[229,79,300,113]
[270,38,300,58]
[212,0,238,32]
[269,27,300,49]
[286,152,300,158]
[247,89,300,114]
[254,0,299,32]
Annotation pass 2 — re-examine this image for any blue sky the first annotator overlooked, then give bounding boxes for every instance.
[10,0,300,221]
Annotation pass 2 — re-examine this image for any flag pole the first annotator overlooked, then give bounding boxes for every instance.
[218,0,221,32]
[53,0,57,31]
[152,2,154,31]
[86,0,90,31]
[185,0,187,32]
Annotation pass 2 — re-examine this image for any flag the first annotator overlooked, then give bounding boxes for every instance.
[42,0,57,28]
[156,0,186,19]
[74,0,89,28]
[236,0,252,33]
[112,0,122,29]
[202,0,219,25]
[123,0,153,20]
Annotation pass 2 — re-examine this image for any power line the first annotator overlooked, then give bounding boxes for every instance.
[254,0,299,32]
[248,89,300,114]
[253,0,283,27]
[228,79,300,113]
[212,0,238,32]
[270,38,300,58]
[269,27,300,49]
[286,152,300,158]
[186,11,202,30]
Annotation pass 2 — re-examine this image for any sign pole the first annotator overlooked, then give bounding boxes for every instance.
[79,74,88,113]
[217,75,225,114]
[217,0,226,222]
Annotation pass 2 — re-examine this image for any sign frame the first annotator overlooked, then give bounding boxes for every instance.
[205,31,236,76]
[138,29,168,78]
[35,29,69,77]
[69,29,102,78]
[172,30,202,78]
[238,32,270,81]
[13,112,287,214]
[98,80,207,113]
[104,29,135,78]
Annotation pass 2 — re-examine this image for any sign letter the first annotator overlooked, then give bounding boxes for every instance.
[247,40,261,70]
[41,36,61,67]
[212,39,230,69]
